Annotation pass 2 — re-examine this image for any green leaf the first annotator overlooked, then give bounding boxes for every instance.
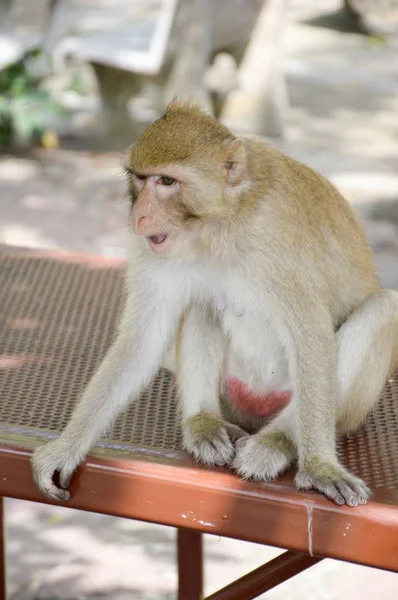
[0,49,66,145]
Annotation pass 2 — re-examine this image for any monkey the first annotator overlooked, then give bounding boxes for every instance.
[31,100,398,507]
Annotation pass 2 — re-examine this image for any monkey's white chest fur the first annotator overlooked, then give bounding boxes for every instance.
[220,303,290,396]
[207,272,291,397]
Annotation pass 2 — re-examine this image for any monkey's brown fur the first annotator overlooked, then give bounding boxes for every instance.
[130,100,233,168]
[130,100,378,324]
[32,101,398,507]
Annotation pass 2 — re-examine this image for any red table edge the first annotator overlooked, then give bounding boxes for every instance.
[0,444,397,573]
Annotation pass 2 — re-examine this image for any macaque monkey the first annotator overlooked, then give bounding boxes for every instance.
[32,100,398,506]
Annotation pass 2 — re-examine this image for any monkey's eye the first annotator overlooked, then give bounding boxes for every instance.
[158,175,175,187]
[135,174,146,182]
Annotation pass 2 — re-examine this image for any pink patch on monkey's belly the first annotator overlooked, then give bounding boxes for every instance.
[226,378,291,417]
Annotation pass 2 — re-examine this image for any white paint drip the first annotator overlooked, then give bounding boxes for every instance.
[306,504,313,556]
[198,520,215,528]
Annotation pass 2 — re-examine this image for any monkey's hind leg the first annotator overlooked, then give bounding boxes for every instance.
[336,289,398,434]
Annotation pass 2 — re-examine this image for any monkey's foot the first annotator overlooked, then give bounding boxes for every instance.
[233,431,295,481]
[182,412,247,467]
[32,439,81,501]
[295,456,371,507]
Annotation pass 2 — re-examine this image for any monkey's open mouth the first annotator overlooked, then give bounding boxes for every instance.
[148,234,167,245]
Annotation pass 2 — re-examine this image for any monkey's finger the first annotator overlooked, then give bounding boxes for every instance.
[59,470,73,490]
[45,484,70,502]
[35,475,71,502]
[224,423,248,443]
[234,436,249,452]
[209,436,235,465]
[32,464,70,501]
[209,445,230,466]
[192,443,229,466]
[190,430,235,466]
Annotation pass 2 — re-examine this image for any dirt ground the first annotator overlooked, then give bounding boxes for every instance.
[1,1,398,598]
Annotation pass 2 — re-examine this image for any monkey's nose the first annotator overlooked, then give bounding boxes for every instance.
[133,213,152,234]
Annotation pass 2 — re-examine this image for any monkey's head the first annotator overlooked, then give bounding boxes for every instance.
[125,100,249,257]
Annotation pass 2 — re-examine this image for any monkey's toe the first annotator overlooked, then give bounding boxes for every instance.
[295,461,371,506]
[233,433,293,481]
[182,412,238,466]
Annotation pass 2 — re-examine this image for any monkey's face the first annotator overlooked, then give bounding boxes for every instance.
[124,100,250,258]
[126,164,211,257]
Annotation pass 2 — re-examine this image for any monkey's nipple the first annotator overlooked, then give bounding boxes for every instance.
[148,234,167,245]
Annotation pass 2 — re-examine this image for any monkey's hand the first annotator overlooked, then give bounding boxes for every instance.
[295,457,371,507]
[182,412,247,467]
[31,439,81,501]
[233,430,296,481]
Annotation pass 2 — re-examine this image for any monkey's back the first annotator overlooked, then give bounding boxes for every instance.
[247,141,380,324]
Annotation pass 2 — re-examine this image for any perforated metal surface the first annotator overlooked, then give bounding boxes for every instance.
[339,377,398,492]
[0,246,397,498]
[0,248,180,452]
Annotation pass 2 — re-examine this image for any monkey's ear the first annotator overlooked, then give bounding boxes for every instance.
[222,139,247,186]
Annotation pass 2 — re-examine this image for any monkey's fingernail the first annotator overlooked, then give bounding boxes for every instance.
[336,496,345,505]
[60,490,70,501]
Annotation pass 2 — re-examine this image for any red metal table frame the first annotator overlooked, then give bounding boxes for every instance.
[0,245,397,600]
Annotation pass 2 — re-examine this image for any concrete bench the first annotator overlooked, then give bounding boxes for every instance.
[0,0,53,71]
[0,244,397,599]
[46,0,288,146]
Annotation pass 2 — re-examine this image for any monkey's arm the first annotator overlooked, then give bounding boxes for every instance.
[178,307,246,466]
[32,262,184,500]
[178,307,224,421]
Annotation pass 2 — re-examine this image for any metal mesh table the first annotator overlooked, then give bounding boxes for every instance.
[0,245,397,599]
